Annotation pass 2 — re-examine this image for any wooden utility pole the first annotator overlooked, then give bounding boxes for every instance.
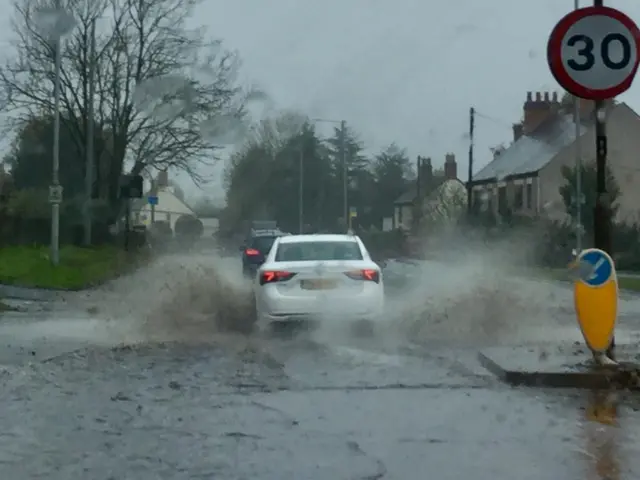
[467,107,475,214]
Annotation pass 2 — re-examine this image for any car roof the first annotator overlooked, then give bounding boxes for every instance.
[278,234,359,244]
[250,229,284,238]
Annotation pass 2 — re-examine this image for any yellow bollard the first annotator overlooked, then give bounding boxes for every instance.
[572,248,618,354]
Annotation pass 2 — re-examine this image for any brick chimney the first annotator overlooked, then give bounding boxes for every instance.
[512,123,523,142]
[523,91,560,135]
[444,153,457,180]
[157,169,169,188]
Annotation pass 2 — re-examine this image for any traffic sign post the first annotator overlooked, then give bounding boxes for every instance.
[148,195,158,223]
[571,248,618,363]
[549,1,640,362]
[48,185,63,204]
[348,206,357,231]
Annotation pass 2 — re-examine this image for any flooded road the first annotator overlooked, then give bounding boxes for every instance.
[0,253,639,478]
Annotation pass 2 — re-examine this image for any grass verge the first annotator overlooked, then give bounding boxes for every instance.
[0,245,149,290]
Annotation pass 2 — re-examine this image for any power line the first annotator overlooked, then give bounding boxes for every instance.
[473,110,513,129]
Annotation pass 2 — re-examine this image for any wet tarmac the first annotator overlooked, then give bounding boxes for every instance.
[1,337,640,479]
[1,254,640,478]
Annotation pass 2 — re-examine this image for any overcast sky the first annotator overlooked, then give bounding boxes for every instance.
[4,0,640,203]
[186,0,640,202]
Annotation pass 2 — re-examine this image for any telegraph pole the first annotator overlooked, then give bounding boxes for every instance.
[340,120,347,231]
[467,107,475,214]
[84,18,96,246]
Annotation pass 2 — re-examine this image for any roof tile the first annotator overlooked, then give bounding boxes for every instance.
[472,113,587,182]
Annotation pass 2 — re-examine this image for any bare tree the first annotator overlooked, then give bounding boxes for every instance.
[422,180,467,225]
[246,110,309,154]
[0,0,249,188]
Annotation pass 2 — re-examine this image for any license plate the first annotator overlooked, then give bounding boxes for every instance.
[301,279,337,290]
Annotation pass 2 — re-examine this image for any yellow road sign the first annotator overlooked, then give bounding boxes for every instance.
[572,248,618,353]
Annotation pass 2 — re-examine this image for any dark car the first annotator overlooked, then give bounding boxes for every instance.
[241,230,283,277]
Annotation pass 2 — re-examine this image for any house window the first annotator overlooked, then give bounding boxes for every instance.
[498,186,508,214]
[526,183,533,209]
[398,207,403,226]
[514,184,524,209]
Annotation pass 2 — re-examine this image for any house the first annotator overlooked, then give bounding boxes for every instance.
[131,170,198,231]
[471,91,640,223]
[393,153,467,229]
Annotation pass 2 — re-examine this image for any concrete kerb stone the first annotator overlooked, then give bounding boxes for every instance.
[0,285,65,301]
[478,344,640,390]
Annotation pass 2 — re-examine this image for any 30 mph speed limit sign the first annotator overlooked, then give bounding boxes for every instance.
[547,6,640,100]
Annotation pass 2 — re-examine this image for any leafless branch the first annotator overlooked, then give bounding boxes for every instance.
[0,0,249,185]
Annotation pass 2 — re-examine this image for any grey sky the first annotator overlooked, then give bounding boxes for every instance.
[187,0,640,200]
[3,0,640,202]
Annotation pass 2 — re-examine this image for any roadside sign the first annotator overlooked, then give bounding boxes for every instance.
[572,248,618,352]
[48,185,63,204]
[547,6,640,100]
[349,206,357,218]
[148,195,158,206]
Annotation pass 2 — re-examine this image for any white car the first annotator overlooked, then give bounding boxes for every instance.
[254,234,384,328]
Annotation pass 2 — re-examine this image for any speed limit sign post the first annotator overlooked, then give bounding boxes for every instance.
[547,0,640,362]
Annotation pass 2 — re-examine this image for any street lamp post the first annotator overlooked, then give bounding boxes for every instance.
[35,4,76,265]
[339,120,347,229]
[50,3,63,266]
[298,146,304,233]
[84,18,96,246]
[574,0,583,254]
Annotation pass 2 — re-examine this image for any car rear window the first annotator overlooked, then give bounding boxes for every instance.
[250,236,278,253]
[275,241,363,262]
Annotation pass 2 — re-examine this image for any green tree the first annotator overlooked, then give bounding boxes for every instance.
[221,114,418,235]
[559,162,620,237]
[323,125,369,227]
[371,143,413,222]
[6,115,109,199]
[325,124,369,173]
[222,119,335,235]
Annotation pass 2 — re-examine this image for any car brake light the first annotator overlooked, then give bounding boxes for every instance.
[344,269,380,283]
[260,270,297,285]
[245,248,260,256]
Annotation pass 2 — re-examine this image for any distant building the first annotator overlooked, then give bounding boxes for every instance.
[393,153,466,230]
[470,91,640,223]
[131,170,197,231]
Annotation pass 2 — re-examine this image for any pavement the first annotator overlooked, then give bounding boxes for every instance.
[479,344,640,389]
[1,253,640,478]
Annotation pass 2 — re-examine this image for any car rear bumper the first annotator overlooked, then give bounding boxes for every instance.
[256,286,384,323]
